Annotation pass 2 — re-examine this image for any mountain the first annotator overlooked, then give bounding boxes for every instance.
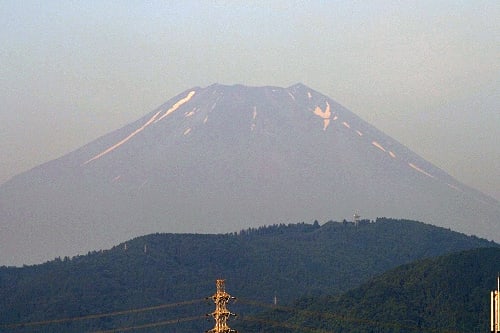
[0,83,499,265]
[241,247,500,333]
[0,219,496,332]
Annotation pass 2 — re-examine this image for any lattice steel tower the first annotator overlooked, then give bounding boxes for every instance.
[206,279,238,333]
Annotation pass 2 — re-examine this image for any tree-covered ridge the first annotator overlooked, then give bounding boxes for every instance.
[241,247,500,333]
[0,218,496,332]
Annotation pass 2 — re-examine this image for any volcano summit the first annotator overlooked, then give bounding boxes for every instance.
[1,83,498,265]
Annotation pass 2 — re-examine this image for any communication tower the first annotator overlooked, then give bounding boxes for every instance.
[353,213,360,226]
[206,279,238,333]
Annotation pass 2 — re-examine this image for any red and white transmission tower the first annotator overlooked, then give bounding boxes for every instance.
[206,279,238,333]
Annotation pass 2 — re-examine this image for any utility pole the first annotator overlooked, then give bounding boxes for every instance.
[492,274,500,333]
[206,279,238,333]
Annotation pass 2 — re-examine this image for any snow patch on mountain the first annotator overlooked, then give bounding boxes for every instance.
[84,90,196,164]
[155,90,196,123]
[313,102,331,131]
[251,107,257,131]
[372,141,386,152]
[84,109,163,164]
[408,162,434,178]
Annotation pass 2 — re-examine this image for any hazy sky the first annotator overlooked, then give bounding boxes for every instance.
[1,1,499,200]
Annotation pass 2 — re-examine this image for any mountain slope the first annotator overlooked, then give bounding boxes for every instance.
[0,219,496,332]
[242,247,500,333]
[0,83,499,265]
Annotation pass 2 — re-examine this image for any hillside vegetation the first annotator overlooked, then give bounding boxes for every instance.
[240,247,500,332]
[0,218,496,332]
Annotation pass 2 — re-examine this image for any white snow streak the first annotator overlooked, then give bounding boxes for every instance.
[371,141,386,152]
[323,120,330,131]
[342,122,351,129]
[288,92,295,100]
[355,130,363,136]
[203,116,209,124]
[251,107,257,131]
[447,183,462,192]
[84,109,163,164]
[307,92,312,99]
[183,128,191,136]
[389,151,396,158]
[155,91,196,123]
[333,115,338,121]
[408,163,435,178]
[84,91,196,164]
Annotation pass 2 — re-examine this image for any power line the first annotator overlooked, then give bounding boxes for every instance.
[1,296,464,333]
[0,298,204,330]
[91,315,205,333]
[240,316,333,333]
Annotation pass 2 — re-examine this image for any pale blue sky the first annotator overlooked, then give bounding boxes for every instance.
[1,1,499,200]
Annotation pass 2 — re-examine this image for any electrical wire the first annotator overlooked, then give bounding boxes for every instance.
[1,296,463,333]
[91,315,205,333]
[0,298,204,330]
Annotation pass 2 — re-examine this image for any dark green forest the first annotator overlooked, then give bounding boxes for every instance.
[240,247,500,333]
[0,218,497,332]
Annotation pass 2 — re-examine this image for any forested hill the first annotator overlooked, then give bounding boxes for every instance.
[0,218,497,332]
[242,247,500,333]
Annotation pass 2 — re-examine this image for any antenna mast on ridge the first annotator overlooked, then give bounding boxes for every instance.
[206,279,238,333]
